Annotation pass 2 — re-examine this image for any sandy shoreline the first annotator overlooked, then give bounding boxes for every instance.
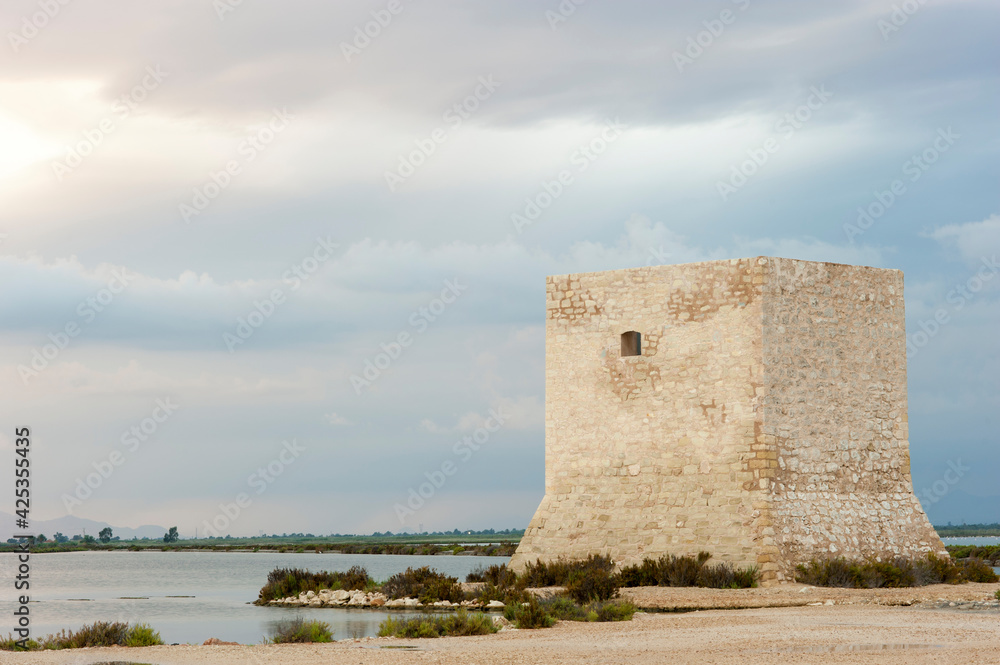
[3,584,998,665]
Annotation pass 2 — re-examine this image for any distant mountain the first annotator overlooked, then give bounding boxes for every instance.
[0,512,168,541]
[922,490,1000,527]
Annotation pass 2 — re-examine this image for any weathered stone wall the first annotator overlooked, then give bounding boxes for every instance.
[510,257,944,584]
[761,258,945,576]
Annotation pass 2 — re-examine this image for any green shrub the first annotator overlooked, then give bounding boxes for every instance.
[256,566,373,604]
[701,561,760,589]
[60,621,129,648]
[617,553,758,589]
[0,622,165,650]
[946,545,1000,564]
[542,596,587,621]
[377,610,496,638]
[796,558,857,587]
[565,567,619,603]
[382,566,462,603]
[477,583,530,607]
[795,554,998,588]
[504,597,556,629]
[520,554,615,588]
[590,599,637,622]
[617,558,661,587]
[732,565,761,588]
[0,636,39,651]
[959,558,999,583]
[123,623,163,647]
[924,553,963,585]
[994,589,1000,601]
[466,564,520,588]
[667,552,710,586]
[269,617,333,644]
[541,597,636,622]
[696,561,736,588]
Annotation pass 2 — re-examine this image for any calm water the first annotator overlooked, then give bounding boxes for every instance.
[0,551,509,645]
[4,544,995,645]
[941,536,1000,546]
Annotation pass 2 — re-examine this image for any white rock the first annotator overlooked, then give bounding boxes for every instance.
[332,589,350,602]
[487,600,505,608]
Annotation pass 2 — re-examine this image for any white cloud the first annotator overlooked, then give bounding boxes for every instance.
[324,412,352,426]
[0,216,887,351]
[418,418,449,434]
[925,214,1000,265]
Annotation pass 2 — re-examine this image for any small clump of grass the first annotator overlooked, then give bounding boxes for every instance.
[268,617,333,644]
[123,624,163,647]
[377,609,497,638]
[0,636,39,651]
[590,599,637,622]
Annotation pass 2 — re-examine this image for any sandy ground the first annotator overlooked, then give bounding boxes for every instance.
[3,585,999,665]
[620,580,1000,609]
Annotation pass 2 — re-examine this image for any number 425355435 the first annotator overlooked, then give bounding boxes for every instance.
[15,427,30,519]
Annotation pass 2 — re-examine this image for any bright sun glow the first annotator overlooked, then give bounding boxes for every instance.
[0,114,59,178]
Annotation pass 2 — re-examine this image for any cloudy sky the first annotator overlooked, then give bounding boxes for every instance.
[1,0,997,536]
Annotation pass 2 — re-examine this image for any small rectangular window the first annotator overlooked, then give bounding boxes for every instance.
[621,331,641,356]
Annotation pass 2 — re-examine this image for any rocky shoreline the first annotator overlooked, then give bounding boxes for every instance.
[265,581,1000,612]
[919,597,1000,612]
[267,588,508,610]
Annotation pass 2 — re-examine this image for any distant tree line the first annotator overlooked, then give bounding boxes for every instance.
[935,523,1000,537]
[6,526,525,545]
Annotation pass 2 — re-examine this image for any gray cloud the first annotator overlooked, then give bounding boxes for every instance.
[1,0,997,532]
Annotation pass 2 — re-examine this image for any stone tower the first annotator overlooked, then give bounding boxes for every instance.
[509,257,945,584]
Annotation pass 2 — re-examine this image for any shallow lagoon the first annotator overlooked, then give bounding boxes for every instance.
[4,542,995,645]
[0,551,510,644]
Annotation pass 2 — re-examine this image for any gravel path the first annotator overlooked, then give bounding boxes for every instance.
[3,594,1000,665]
